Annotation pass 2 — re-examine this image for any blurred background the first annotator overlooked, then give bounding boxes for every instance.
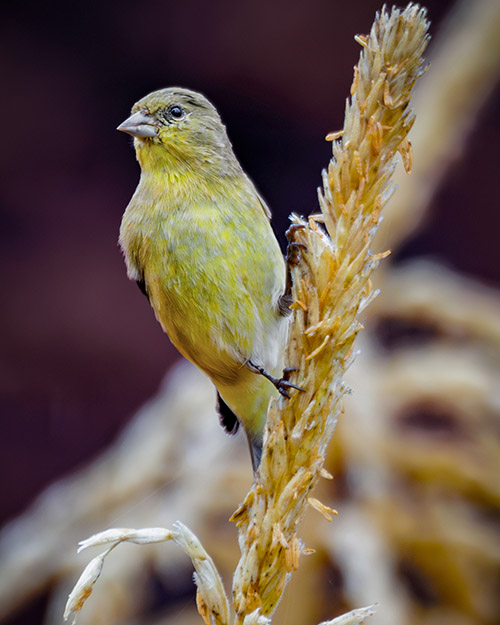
[1,0,500,624]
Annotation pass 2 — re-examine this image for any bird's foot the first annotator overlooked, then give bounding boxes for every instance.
[248,361,304,398]
[275,377,304,399]
[276,367,304,398]
[282,366,299,379]
[280,224,307,315]
[285,223,307,266]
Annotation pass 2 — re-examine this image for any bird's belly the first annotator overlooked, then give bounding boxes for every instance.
[146,267,249,384]
[166,312,243,384]
[127,199,287,387]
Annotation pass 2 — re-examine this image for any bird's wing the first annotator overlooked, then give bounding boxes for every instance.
[256,193,272,220]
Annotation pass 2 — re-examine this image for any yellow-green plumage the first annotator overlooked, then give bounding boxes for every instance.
[118,88,288,468]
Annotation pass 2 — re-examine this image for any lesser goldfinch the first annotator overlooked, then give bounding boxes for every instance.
[118,87,297,469]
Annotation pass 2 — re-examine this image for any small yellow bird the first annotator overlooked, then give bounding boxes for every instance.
[118,87,298,469]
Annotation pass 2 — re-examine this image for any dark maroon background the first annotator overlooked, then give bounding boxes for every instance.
[1,0,498,531]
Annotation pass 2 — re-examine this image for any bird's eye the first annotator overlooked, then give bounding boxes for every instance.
[168,105,185,120]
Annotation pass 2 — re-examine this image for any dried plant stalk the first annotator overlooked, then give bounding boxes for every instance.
[231,5,429,623]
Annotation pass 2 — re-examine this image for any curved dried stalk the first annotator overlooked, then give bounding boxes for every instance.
[64,524,229,625]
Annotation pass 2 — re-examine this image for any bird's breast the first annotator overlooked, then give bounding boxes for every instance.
[120,178,287,383]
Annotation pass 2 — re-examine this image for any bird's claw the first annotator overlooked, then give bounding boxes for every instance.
[275,367,304,397]
[285,223,306,240]
[276,378,305,398]
[286,242,307,266]
[248,360,304,398]
[285,224,307,266]
[282,366,299,378]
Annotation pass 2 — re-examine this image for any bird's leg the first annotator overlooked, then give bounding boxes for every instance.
[279,223,307,314]
[248,361,304,398]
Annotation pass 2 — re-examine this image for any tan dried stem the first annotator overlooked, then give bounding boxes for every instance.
[231,5,429,623]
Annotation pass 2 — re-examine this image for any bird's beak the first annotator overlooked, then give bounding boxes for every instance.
[117,111,158,139]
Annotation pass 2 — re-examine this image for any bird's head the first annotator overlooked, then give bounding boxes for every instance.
[117,87,239,176]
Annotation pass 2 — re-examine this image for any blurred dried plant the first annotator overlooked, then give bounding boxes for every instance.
[376,0,500,249]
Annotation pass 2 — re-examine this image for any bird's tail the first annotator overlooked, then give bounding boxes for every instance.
[248,435,263,474]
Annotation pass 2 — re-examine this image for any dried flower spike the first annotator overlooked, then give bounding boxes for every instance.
[63,547,115,625]
[232,4,429,623]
